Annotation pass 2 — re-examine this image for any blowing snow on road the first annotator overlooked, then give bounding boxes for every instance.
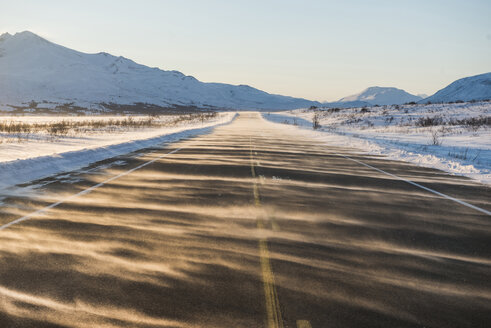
[0,113,489,328]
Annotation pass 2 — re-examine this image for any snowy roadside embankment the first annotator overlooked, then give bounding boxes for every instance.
[262,103,490,185]
[0,112,236,192]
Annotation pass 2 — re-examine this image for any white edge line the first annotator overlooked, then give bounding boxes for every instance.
[336,153,491,216]
[0,147,183,231]
[260,112,490,216]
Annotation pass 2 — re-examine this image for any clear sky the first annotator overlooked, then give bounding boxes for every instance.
[1,0,490,101]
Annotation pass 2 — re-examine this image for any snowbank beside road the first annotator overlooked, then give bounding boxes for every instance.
[0,112,236,192]
[262,106,490,185]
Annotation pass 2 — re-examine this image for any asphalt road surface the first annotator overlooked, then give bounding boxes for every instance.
[0,112,490,328]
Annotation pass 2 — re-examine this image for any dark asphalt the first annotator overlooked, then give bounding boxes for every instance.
[0,112,490,328]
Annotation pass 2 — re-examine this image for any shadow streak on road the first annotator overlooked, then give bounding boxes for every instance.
[0,112,490,327]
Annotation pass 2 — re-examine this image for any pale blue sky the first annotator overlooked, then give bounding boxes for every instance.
[1,0,490,101]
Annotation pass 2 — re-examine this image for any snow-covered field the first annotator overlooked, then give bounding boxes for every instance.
[263,101,490,185]
[0,112,235,193]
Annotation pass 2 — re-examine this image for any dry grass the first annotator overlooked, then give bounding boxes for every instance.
[0,112,217,143]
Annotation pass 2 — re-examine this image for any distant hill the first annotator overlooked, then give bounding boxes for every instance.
[422,72,491,103]
[0,31,320,111]
[336,86,423,106]
[321,100,372,108]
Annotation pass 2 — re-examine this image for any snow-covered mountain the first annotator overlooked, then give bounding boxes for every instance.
[321,100,372,108]
[0,31,320,110]
[422,72,491,103]
[337,86,422,106]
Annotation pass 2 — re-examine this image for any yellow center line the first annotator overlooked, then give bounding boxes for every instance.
[251,147,280,231]
[250,139,284,328]
[271,220,280,232]
[296,320,312,328]
[259,240,284,328]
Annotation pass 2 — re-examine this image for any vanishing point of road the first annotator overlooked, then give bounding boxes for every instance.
[0,113,490,327]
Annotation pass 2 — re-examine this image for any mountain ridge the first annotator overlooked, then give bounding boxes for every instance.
[1,31,489,111]
[421,72,491,103]
[0,31,320,111]
[337,86,423,106]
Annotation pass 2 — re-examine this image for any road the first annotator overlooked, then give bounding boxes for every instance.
[0,112,490,328]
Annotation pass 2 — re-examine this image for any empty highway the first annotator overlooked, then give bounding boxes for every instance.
[0,113,490,328]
